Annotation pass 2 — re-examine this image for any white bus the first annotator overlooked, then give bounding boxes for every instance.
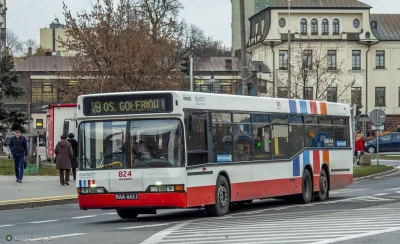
[76,91,353,219]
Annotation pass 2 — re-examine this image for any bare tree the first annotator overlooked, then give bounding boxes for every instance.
[6,29,22,55]
[276,38,351,102]
[56,0,207,102]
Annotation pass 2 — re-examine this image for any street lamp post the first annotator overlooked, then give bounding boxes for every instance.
[287,0,291,98]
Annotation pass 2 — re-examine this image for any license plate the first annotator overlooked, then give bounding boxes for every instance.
[115,193,138,200]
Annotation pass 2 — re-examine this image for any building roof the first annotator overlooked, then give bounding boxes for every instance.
[195,57,270,73]
[370,14,400,41]
[269,0,371,9]
[14,56,74,72]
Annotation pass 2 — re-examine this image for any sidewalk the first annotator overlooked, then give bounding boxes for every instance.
[0,176,77,210]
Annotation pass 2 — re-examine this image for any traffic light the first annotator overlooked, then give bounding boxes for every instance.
[356,104,362,116]
[180,55,190,76]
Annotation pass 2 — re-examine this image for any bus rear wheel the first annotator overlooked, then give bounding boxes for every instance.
[205,175,230,216]
[116,209,139,219]
[299,169,313,204]
[316,168,329,201]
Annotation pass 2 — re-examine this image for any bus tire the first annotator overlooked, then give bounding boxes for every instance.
[116,209,138,219]
[299,169,313,204]
[205,175,230,216]
[316,168,329,201]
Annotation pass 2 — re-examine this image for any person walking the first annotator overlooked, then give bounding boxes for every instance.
[55,135,73,185]
[9,130,28,183]
[354,131,365,165]
[67,133,78,181]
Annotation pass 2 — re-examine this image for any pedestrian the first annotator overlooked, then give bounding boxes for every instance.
[354,131,365,165]
[8,130,28,183]
[67,133,78,181]
[54,135,73,186]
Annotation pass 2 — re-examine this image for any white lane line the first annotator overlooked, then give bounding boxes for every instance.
[0,224,15,227]
[28,233,86,241]
[119,223,174,230]
[140,221,194,244]
[374,193,389,196]
[310,227,400,244]
[29,220,59,224]
[396,191,400,194]
[71,215,97,219]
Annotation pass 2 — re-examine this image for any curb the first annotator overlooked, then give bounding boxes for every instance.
[353,166,398,182]
[0,195,78,211]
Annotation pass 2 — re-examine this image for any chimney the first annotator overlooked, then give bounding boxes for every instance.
[45,51,52,56]
[28,47,32,56]
[225,59,232,69]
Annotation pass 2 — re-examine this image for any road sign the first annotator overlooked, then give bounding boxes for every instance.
[372,125,384,131]
[370,109,386,125]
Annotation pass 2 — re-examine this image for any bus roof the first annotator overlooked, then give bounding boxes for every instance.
[77,91,350,117]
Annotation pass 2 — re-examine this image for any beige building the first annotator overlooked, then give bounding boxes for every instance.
[247,0,400,134]
[40,19,73,56]
[231,0,279,56]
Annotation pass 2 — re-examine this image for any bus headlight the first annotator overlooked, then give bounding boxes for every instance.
[147,184,185,192]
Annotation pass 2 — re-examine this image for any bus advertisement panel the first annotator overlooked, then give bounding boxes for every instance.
[75,91,353,219]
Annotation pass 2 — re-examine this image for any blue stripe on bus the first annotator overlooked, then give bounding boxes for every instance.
[293,156,300,177]
[303,150,310,168]
[300,101,308,114]
[289,100,297,113]
[79,180,82,187]
[83,180,87,187]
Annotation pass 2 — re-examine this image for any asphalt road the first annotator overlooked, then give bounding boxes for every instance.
[2,172,400,244]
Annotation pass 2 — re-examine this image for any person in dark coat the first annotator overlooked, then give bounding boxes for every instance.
[9,130,28,183]
[67,133,78,181]
[55,135,73,185]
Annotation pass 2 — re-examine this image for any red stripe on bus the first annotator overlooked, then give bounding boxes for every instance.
[186,185,215,207]
[330,174,353,190]
[313,150,321,175]
[310,101,318,114]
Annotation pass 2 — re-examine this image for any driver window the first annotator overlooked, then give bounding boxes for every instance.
[381,134,391,141]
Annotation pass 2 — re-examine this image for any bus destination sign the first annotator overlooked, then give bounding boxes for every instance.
[82,94,173,116]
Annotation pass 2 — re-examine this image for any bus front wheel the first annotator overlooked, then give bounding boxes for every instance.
[205,175,230,216]
[116,209,138,219]
[299,169,313,204]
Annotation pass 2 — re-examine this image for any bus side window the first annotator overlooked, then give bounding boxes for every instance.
[63,120,70,137]
[185,112,208,166]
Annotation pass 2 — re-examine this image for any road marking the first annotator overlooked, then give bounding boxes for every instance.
[118,223,174,230]
[71,215,97,219]
[140,221,194,244]
[29,220,59,224]
[28,233,86,241]
[310,227,400,244]
[374,193,389,196]
[0,224,15,228]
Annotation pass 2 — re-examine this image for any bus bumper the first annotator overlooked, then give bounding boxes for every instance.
[78,193,187,209]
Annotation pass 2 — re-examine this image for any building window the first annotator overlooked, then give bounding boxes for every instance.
[300,19,307,35]
[371,21,377,28]
[333,19,340,35]
[327,87,337,102]
[353,19,360,28]
[322,19,329,35]
[36,119,44,129]
[31,80,58,104]
[304,87,313,100]
[303,50,313,69]
[376,50,385,69]
[279,18,286,28]
[311,19,318,35]
[375,87,386,106]
[327,50,337,70]
[278,87,288,98]
[352,50,361,70]
[279,50,288,69]
[366,31,370,38]
[351,87,362,105]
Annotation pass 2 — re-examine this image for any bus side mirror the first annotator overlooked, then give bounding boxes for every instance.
[189,115,198,133]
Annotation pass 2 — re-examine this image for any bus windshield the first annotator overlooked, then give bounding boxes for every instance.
[78,119,184,170]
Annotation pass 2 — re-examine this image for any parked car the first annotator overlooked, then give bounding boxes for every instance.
[365,132,400,153]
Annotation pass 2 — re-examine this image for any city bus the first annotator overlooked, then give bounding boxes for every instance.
[75,91,353,219]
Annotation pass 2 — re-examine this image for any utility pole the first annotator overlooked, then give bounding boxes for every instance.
[240,0,248,96]
[287,0,291,98]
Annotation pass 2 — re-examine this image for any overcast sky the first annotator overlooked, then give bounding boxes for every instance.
[6,0,399,48]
